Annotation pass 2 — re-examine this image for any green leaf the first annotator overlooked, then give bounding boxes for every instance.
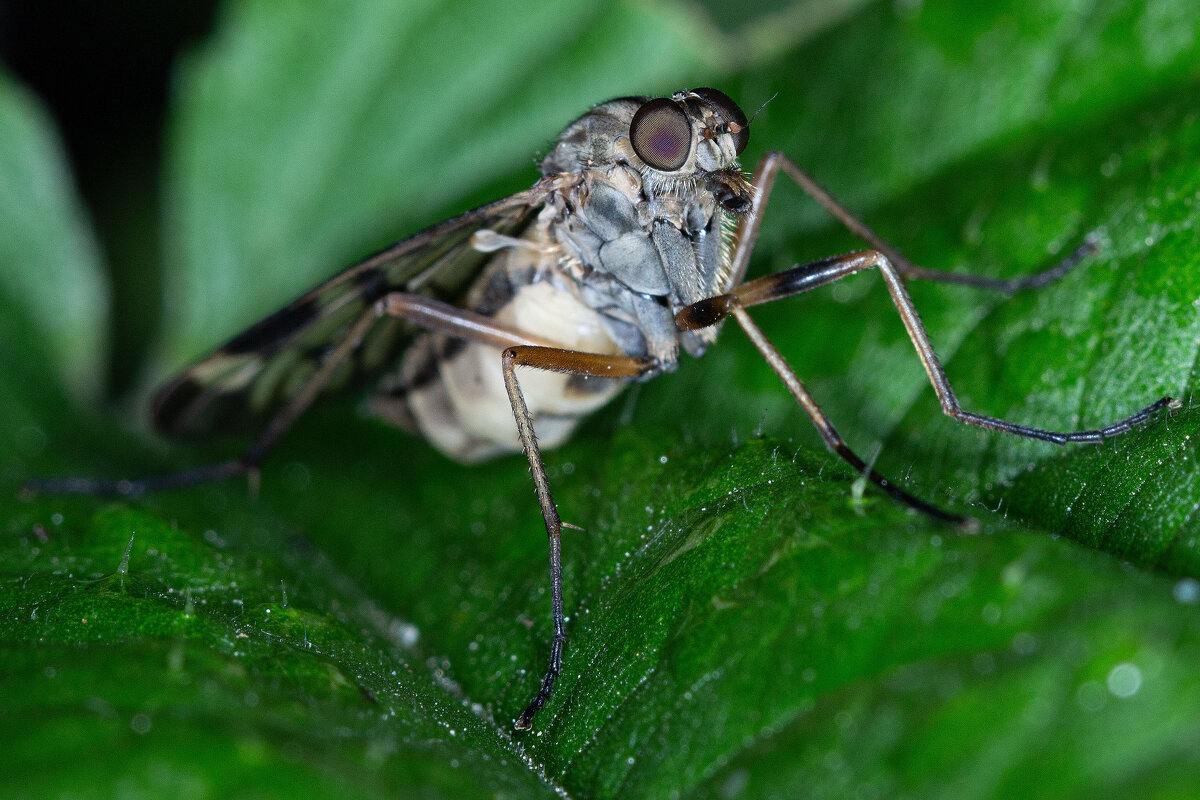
[0,72,108,403]
[7,1,1200,798]
[885,93,1200,568]
[157,0,727,370]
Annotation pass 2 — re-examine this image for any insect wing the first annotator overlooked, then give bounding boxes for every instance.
[152,185,550,438]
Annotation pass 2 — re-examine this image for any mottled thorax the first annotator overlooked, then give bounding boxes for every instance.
[538,91,753,365]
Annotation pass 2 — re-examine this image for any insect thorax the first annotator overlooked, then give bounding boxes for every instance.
[371,97,740,463]
[541,96,737,366]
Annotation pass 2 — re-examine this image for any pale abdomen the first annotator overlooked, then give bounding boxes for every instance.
[371,279,627,463]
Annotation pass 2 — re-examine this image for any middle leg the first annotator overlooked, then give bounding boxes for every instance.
[683,250,1176,444]
[677,251,1176,517]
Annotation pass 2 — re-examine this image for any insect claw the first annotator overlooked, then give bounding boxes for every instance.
[246,467,262,500]
[1081,227,1108,250]
[957,516,982,535]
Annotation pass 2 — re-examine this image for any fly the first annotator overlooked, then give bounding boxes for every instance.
[27,88,1179,730]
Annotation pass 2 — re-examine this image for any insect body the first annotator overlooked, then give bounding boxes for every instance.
[31,88,1177,730]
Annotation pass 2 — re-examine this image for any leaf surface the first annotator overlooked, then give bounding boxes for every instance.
[6,2,1200,798]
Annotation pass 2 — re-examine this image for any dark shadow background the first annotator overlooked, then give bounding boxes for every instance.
[0,2,218,395]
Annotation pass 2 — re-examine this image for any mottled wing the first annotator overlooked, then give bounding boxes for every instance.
[153,184,550,438]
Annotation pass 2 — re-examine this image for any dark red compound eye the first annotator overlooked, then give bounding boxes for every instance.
[630,98,692,171]
[690,87,749,154]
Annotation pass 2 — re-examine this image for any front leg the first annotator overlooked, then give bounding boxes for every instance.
[502,345,657,730]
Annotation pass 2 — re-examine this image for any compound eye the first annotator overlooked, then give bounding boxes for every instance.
[691,87,749,154]
[630,98,692,171]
